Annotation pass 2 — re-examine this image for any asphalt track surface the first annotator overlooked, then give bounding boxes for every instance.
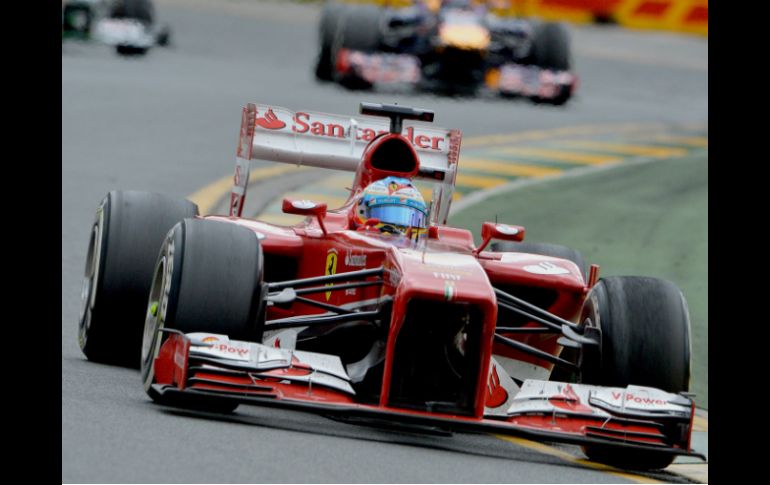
[62,1,708,482]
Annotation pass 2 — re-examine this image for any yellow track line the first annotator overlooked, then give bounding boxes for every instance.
[495,435,666,484]
[188,165,307,214]
[315,174,355,190]
[412,184,462,202]
[558,140,689,158]
[499,147,620,165]
[462,122,671,147]
[455,173,509,189]
[461,158,563,177]
[692,415,708,432]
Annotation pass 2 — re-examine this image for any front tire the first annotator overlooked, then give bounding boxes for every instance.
[156,24,171,47]
[530,22,572,105]
[579,276,692,470]
[141,218,266,413]
[78,191,198,367]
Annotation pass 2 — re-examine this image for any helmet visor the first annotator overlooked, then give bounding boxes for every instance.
[369,204,427,229]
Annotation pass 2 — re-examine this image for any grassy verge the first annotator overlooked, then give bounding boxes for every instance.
[450,153,708,407]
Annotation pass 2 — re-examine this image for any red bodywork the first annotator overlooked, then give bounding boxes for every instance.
[150,103,699,461]
[214,125,581,416]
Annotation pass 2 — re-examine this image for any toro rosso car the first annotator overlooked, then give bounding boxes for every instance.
[79,102,702,471]
[315,1,577,105]
[62,0,171,55]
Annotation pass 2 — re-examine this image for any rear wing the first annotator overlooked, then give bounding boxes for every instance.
[230,103,462,224]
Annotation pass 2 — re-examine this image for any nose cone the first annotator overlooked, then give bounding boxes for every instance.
[384,246,498,417]
[393,248,496,306]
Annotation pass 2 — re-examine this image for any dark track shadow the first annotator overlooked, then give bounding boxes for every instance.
[158,404,694,483]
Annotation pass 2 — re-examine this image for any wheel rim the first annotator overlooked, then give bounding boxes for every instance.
[78,211,103,350]
[141,245,171,391]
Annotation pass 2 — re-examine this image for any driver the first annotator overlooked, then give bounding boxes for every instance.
[356,176,428,239]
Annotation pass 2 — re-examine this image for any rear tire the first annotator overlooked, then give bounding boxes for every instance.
[78,191,198,367]
[315,2,346,81]
[62,4,93,36]
[110,0,154,24]
[579,276,692,470]
[336,4,382,52]
[333,4,382,90]
[156,24,172,46]
[140,219,266,413]
[531,22,571,71]
[530,22,572,105]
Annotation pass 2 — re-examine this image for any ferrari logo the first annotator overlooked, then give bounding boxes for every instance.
[325,250,338,301]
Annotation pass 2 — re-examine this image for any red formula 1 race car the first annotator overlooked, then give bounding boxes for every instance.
[78,102,701,471]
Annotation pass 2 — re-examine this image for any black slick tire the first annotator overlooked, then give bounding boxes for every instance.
[579,276,692,470]
[78,191,198,367]
[140,219,266,413]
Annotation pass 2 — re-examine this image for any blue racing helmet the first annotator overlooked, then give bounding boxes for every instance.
[357,176,428,236]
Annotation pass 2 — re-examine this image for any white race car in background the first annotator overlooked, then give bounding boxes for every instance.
[62,0,171,55]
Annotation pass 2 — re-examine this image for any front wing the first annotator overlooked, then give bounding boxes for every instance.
[335,48,577,102]
[152,331,704,461]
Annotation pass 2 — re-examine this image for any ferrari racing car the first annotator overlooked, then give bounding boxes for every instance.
[79,102,701,471]
[62,0,171,55]
[315,1,577,104]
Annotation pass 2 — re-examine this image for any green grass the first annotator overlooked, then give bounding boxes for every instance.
[450,153,708,407]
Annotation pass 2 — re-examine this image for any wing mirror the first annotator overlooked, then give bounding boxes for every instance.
[282,198,328,235]
[474,222,525,255]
